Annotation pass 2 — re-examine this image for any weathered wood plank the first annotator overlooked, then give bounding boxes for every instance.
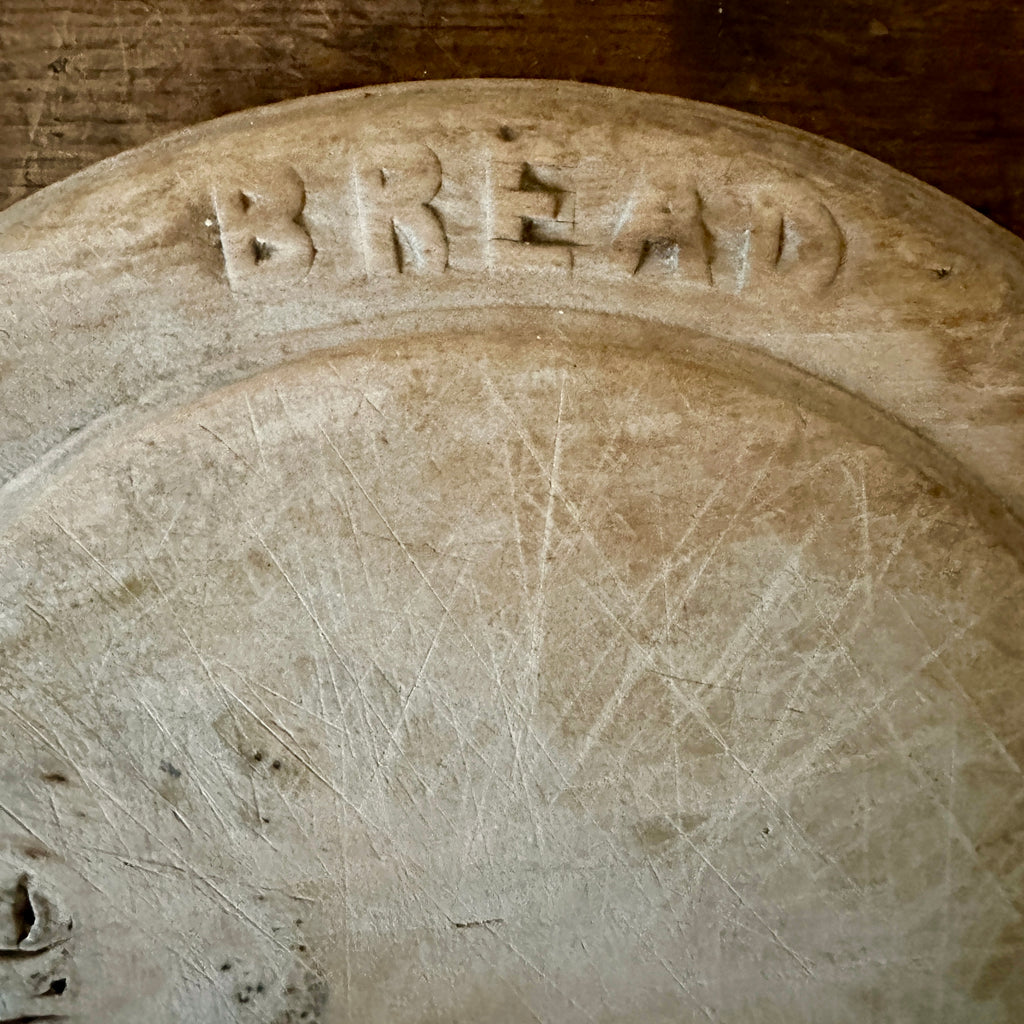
[0,1,1022,231]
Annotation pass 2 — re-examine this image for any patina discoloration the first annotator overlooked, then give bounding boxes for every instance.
[0,83,1022,1022]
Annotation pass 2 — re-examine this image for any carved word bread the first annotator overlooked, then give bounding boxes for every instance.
[212,145,844,292]
[0,82,1022,1023]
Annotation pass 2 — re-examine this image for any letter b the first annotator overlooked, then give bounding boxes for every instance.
[212,167,315,293]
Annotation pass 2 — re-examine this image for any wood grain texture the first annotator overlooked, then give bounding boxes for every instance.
[0,1,1022,234]
[2,75,1024,1024]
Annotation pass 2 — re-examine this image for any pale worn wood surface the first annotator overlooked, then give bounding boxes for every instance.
[1,82,1023,1020]
[1,1,1023,234]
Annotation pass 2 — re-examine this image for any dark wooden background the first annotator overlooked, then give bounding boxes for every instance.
[1,1,1021,235]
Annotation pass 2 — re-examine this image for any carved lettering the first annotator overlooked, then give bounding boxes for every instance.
[356,144,448,275]
[491,160,578,270]
[212,167,315,292]
[744,189,846,293]
[610,184,714,285]
[205,137,847,297]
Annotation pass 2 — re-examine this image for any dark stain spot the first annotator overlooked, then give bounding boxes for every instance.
[48,56,68,74]
[220,962,232,972]
[271,759,282,771]
[121,576,151,598]
[634,817,678,849]
[634,811,708,852]
[41,772,68,784]
[971,915,1024,1007]
[274,970,329,1023]
[252,238,274,264]
[932,266,952,278]
[247,547,275,571]
[159,760,182,779]
[237,982,263,1004]
[497,124,519,141]
[253,751,264,762]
